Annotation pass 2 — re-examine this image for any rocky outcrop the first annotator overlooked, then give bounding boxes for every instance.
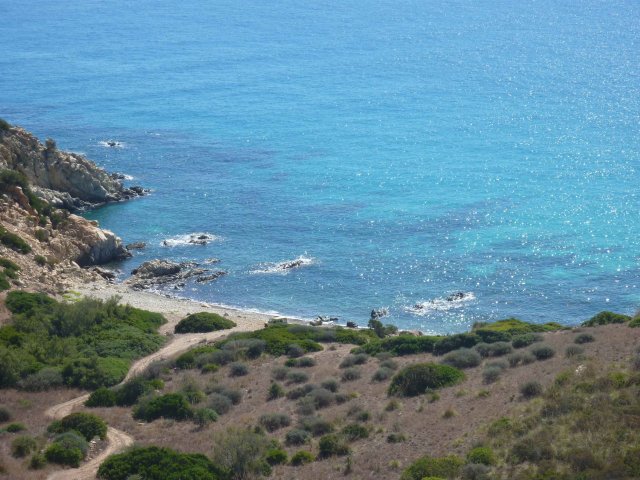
[0,126,146,210]
[126,259,226,290]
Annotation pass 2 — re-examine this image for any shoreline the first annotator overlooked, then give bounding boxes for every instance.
[71,280,308,335]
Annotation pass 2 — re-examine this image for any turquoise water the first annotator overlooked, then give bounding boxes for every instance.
[2,1,639,332]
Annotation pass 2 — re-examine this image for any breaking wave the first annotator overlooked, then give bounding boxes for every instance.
[250,255,315,274]
[405,292,476,316]
[160,232,221,247]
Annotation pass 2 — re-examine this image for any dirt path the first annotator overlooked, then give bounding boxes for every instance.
[45,324,255,480]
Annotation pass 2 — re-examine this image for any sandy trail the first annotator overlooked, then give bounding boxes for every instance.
[45,284,274,480]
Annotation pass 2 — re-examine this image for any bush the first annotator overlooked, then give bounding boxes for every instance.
[520,381,543,398]
[441,348,482,369]
[11,435,37,457]
[286,428,311,446]
[53,431,89,456]
[133,393,193,422]
[0,406,10,422]
[320,378,339,392]
[229,362,249,377]
[207,385,242,405]
[299,416,333,436]
[48,412,107,441]
[306,387,335,409]
[318,434,350,458]
[0,226,31,254]
[467,446,495,466]
[208,393,233,415]
[507,351,535,367]
[6,422,25,432]
[286,343,305,358]
[290,450,315,466]
[85,386,117,407]
[0,118,11,131]
[474,342,513,358]
[574,333,595,344]
[380,358,398,370]
[340,354,368,368]
[341,367,361,382]
[372,367,394,382]
[259,413,291,432]
[272,366,289,380]
[511,333,543,348]
[174,312,236,333]
[582,311,630,327]
[29,452,47,469]
[461,463,491,480]
[18,367,64,391]
[510,436,554,463]
[565,345,584,358]
[267,382,285,400]
[45,441,84,467]
[286,370,309,384]
[341,423,369,441]
[193,408,218,427]
[482,366,503,384]
[211,428,271,479]
[531,344,555,360]
[98,446,225,480]
[265,448,288,466]
[286,356,316,367]
[401,455,463,480]
[389,363,465,397]
[114,378,151,406]
[387,432,406,443]
[286,384,315,400]
[222,338,266,359]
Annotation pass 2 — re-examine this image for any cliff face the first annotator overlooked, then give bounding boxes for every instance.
[0,122,137,291]
[0,126,143,210]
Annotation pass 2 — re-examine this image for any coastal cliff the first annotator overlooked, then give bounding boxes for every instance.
[0,120,136,292]
[0,121,143,210]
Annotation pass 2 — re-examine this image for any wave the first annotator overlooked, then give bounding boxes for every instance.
[98,140,125,148]
[405,292,475,316]
[160,232,221,247]
[250,255,315,275]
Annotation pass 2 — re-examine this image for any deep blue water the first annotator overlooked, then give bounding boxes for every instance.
[2,1,639,332]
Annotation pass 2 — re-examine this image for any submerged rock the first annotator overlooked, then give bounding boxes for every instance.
[126,242,146,250]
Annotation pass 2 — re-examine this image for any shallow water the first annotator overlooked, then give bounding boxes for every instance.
[2,1,639,332]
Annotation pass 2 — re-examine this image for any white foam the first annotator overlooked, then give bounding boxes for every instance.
[250,255,315,275]
[98,140,125,148]
[160,232,221,247]
[405,292,476,316]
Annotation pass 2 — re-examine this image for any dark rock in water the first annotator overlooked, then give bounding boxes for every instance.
[188,239,208,246]
[128,259,207,290]
[132,260,182,277]
[197,234,209,240]
[92,267,116,282]
[282,259,304,269]
[346,321,358,329]
[203,258,221,264]
[111,173,126,180]
[370,308,389,320]
[446,292,466,302]
[126,242,146,250]
[195,271,227,283]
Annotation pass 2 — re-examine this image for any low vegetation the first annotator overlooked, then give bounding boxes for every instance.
[174,312,236,333]
[389,363,465,397]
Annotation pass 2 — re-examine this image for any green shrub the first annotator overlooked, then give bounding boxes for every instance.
[341,367,361,382]
[11,435,37,457]
[389,363,465,397]
[290,450,314,465]
[530,344,555,360]
[482,366,503,384]
[211,428,271,479]
[18,367,63,391]
[45,441,84,467]
[341,423,369,441]
[133,393,193,422]
[34,255,47,266]
[5,290,55,314]
[0,226,31,254]
[174,312,236,333]
[320,378,339,392]
[511,333,543,348]
[272,366,289,380]
[6,422,25,432]
[222,338,266,359]
[29,452,47,469]
[208,393,232,415]
[267,382,285,400]
[565,345,584,358]
[114,378,151,406]
[372,367,394,382]
[285,384,313,400]
[97,446,225,480]
[507,351,535,367]
[286,356,316,367]
[0,118,11,131]
[340,353,368,368]
[48,412,107,440]
[387,432,406,443]
[306,387,335,409]
[467,446,495,466]
[520,381,543,398]
[473,318,562,336]
[265,449,288,466]
[286,370,309,384]
[510,436,554,463]
[53,431,89,456]
[193,407,218,427]
[433,333,480,355]
[474,342,512,358]
[229,362,249,377]
[441,348,481,369]
[401,455,463,480]
[298,416,333,436]
[0,406,10,422]
[574,333,595,344]
[259,413,291,432]
[318,433,350,458]
[380,358,398,370]
[208,385,242,405]
[582,311,630,327]
[286,428,311,446]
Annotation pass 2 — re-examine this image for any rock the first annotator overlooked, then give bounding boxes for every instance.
[126,242,146,250]
[346,321,358,328]
[370,308,389,320]
[0,126,147,210]
[195,271,227,283]
[131,260,182,278]
[203,258,221,264]
[92,267,116,282]
[127,259,208,290]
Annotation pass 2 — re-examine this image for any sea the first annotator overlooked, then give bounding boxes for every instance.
[1,0,639,333]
